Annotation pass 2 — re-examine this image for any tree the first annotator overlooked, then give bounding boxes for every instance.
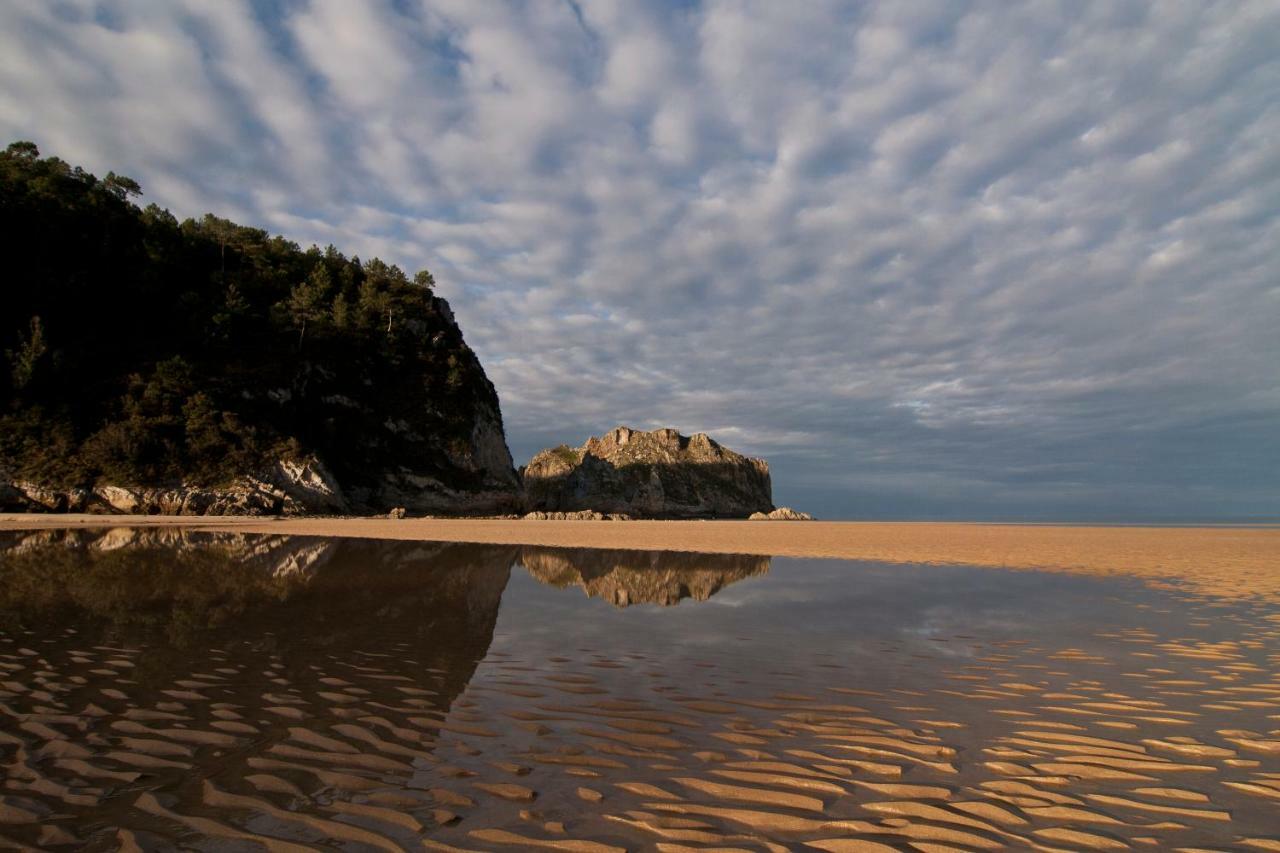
[288,265,332,348]
[358,259,412,334]
[212,281,250,338]
[7,316,47,391]
[356,277,386,333]
[102,171,142,201]
[199,215,266,289]
[5,140,38,160]
[331,293,352,329]
[141,203,177,229]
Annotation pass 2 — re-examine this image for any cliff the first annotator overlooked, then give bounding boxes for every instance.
[523,425,773,518]
[0,142,519,515]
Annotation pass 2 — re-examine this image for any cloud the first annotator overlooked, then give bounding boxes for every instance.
[2,0,1277,519]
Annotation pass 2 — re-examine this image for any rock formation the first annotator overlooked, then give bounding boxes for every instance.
[522,510,633,521]
[2,457,347,516]
[749,506,815,520]
[522,426,773,518]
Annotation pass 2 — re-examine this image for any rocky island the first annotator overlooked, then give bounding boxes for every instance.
[523,426,773,518]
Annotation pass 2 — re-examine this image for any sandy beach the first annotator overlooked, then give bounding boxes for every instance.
[4,515,1278,600]
[6,519,1280,850]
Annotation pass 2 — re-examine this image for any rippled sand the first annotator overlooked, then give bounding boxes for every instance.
[3,515,1278,600]
[3,529,1280,850]
[5,584,1280,850]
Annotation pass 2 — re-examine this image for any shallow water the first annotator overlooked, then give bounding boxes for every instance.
[1,529,1278,851]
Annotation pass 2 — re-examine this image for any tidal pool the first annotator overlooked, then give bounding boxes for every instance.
[1,529,1278,851]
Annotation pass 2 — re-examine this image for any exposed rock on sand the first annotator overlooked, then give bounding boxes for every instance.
[749,507,814,520]
[522,510,633,521]
[523,426,773,519]
[1,456,349,516]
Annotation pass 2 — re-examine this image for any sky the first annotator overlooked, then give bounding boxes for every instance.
[2,0,1278,520]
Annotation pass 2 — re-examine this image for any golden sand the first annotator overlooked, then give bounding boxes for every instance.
[3,515,1277,600]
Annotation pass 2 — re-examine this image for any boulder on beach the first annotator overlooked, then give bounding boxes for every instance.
[522,510,633,521]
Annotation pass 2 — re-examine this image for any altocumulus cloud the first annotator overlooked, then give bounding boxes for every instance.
[2,0,1277,519]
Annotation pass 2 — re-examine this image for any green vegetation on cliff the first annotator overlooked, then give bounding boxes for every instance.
[0,142,514,509]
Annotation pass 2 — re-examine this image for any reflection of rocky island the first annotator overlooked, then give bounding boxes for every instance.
[520,545,770,607]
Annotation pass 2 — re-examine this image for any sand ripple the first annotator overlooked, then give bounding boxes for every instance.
[2,531,1279,850]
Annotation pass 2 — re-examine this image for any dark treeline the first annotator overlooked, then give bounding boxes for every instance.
[1,141,499,491]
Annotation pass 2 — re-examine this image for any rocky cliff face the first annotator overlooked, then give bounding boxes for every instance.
[0,145,521,516]
[522,426,773,518]
[0,353,520,517]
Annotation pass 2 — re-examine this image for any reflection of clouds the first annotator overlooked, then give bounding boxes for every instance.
[701,584,821,609]
[494,555,1153,668]
[902,608,1038,638]
[897,609,1029,660]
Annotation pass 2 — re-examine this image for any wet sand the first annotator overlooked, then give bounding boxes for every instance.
[4,532,1280,850]
[3,516,1278,600]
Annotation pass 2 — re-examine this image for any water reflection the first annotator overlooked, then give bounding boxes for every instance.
[0,529,770,640]
[0,531,536,850]
[0,531,772,849]
[2,530,1279,851]
[520,546,769,608]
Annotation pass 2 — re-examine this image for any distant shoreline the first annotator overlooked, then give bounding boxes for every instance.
[3,515,1277,601]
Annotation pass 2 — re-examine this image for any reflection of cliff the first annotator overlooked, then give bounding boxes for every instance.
[0,531,518,692]
[0,526,338,576]
[520,546,771,607]
[280,539,517,700]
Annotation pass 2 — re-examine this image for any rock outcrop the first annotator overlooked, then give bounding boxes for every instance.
[522,426,773,518]
[522,510,633,521]
[1,456,352,516]
[749,506,815,521]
